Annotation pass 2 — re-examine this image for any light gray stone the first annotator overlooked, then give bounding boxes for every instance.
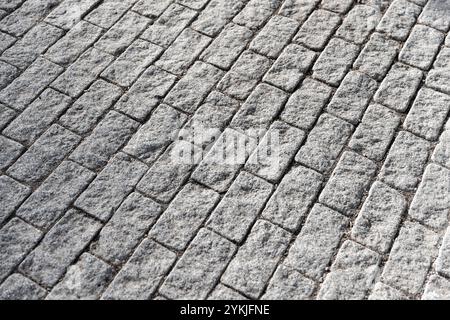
[381,222,440,295]
[0,61,18,90]
[319,151,377,215]
[16,161,95,229]
[208,284,248,300]
[0,31,16,54]
[7,124,81,184]
[0,103,16,131]
[369,282,408,300]
[132,0,171,17]
[177,0,209,10]
[19,209,102,287]
[0,176,30,225]
[102,239,177,300]
[418,0,450,32]
[85,0,135,28]
[432,120,450,169]
[422,275,450,300]
[222,220,291,299]
[91,192,162,265]
[149,183,219,251]
[234,0,282,29]
[0,136,24,170]
[160,228,236,299]
[262,265,315,300]
[336,5,381,44]
[352,182,406,253]
[379,131,431,191]
[279,0,319,23]
[207,171,273,243]
[436,227,450,278]
[262,165,323,232]
[285,203,349,280]
[321,0,354,13]
[295,114,354,173]
[0,274,46,300]
[75,153,148,222]
[44,0,100,30]
[47,253,114,300]
[318,240,381,300]
[376,0,421,41]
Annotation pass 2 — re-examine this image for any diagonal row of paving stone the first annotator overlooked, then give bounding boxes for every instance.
[0,0,449,300]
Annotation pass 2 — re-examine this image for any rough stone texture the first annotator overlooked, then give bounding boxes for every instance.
[0,274,46,300]
[418,0,450,32]
[436,227,450,278]
[208,284,247,300]
[379,131,431,191]
[0,136,24,170]
[318,240,381,300]
[374,63,423,112]
[352,182,406,253]
[295,114,354,173]
[409,164,450,230]
[159,228,236,300]
[285,204,349,280]
[45,0,100,30]
[47,253,114,300]
[422,275,450,300]
[0,176,31,225]
[369,282,408,300]
[336,5,381,45]
[221,220,291,299]
[376,0,421,41]
[279,0,318,23]
[319,151,377,215]
[206,171,273,243]
[381,222,440,295]
[262,165,323,232]
[321,0,354,13]
[432,120,450,169]
[234,0,282,30]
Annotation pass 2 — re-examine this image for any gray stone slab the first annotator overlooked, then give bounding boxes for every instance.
[0,274,46,300]
[0,176,30,225]
[376,0,421,41]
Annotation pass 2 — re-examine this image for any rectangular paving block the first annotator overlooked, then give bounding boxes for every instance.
[207,171,273,243]
[101,39,163,87]
[137,141,202,203]
[200,23,253,70]
[149,183,220,251]
[0,218,42,282]
[230,83,288,137]
[245,121,305,182]
[141,3,197,48]
[319,151,377,215]
[261,264,315,300]
[293,9,341,50]
[160,228,236,300]
[326,71,378,124]
[102,239,177,300]
[7,124,81,184]
[426,69,450,95]
[177,0,209,10]
[404,88,450,141]
[208,284,247,300]
[3,88,72,146]
[155,28,211,75]
[45,21,103,66]
[19,209,102,287]
[374,62,423,112]
[164,61,224,114]
[352,182,406,253]
[432,120,450,169]
[0,0,24,11]
[278,0,318,23]
[336,5,381,45]
[69,111,139,170]
[123,104,188,164]
[16,161,95,230]
[354,33,400,81]
[95,11,151,55]
[0,136,23,170]
[91,192,162,265]
[285,203,349,280]
[318,240,381,300]
[295,114,354,173]
[399,24,444,70]
[369,282,408,300]
[115,66,176,121]
[280,78,333,130]
[233,0,282,29]
[0,31,16,55]
[381,222,440,295]
[192,128,256,192]
[409,164,450,230]
[349,104,401,161]
[321,0,354,13]
[59,80,123,135]
[376,0,421,41]
[132,0,171,17]
[44,0,100,30]
[51,48,114,98]
[263,44,316,92]
[47,253,114,300]
[262,165,323,232]
[0,61,18,89]
[436,227,450,278]
[418,0,450,32]
[217,50,272,100]
[422,275,450,300]
[0,273,46,300]
[222,220,291,299]
[0,176,30,225]
[312,38,360,86]
[379,131,431,191]
[0,0,61,36]
[249,15,299,59]
[0,57,63,110]
[75,153,148,221]
[0,103,16,131]
[1,22,63,69]
[84,0,135,28]
[178,91,240,148]
[191,0,246,36]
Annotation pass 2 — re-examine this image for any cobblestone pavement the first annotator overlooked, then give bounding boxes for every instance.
[0,0,449,301]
